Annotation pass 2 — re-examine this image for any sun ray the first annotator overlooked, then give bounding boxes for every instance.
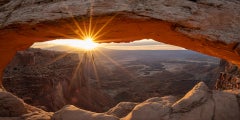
[95,49,136,80]
[88,10,93,37]
[92,14,117,39]
[90,52,101,86]
[69,55,82,90]
[93,52,114,76]
[48,30,78,40]
[94,30,110,41]
[64,21,83,37]
[46,49,77,66]
[89,17,99,39]
[43,1,129,94]
[45,2,81,39]
[72,17,85,38]
[61,2,88,40]
[82,18,88,38]
[70,53,87,89]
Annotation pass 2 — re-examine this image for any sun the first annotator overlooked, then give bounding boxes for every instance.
[81,37,98,50]
[47,37,98,50]
[49,9,117,51]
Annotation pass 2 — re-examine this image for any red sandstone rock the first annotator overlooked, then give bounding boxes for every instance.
[0,0,240,88]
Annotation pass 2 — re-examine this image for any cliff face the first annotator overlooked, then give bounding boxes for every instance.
[215,60,240,90]
[3,48,114,112]
[0,0,240,88]
[3,48,220,113]
[10,51,35,66]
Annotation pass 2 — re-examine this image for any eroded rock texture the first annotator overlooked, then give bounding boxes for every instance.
[3,48,114,112]
[0,0,240,88]
[1,82,240,120]
[215,59,240,90]
[0,90,53,120]
[50,82,240,120]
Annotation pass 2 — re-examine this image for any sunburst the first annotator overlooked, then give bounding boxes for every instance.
[45,2,135,100]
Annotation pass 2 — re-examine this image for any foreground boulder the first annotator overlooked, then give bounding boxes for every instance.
[171,82,211,113]
[123,96,178,120]
[122,82,240,120]
[0,91,52,120]
[0,91,27,117]
[106,102,138,118]
[52,105,118,120]
[213,91,240,120]
[1,82,240,120]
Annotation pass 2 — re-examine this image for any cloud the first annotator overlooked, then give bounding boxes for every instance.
[101,39,165,46]
[101,39,185,50]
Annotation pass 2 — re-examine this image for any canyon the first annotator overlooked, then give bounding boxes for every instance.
[2,48,219,112]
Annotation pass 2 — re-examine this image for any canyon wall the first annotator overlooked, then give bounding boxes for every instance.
[215,60,240,90]
[3,48,114,112]
[0,0,240,88]
[3,48,220,112]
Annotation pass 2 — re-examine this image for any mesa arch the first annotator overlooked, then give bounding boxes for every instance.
[0,0,240,89]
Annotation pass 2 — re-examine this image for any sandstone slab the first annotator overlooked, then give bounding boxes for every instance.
[0,91,27,117]
[52,105,119,120]
[106,102,138,118]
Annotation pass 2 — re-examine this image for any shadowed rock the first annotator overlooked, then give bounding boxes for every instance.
[0,91,52,120]
[1,82,240,120]
[172,82,210,112]
[213,91,240,120]
[123,96,177,120]
[106,102,138,118]
[0,91,27,117]
[122,82,240,120]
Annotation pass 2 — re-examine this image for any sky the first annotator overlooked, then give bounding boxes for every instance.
[100,39,185,50]
[31,39,186,51]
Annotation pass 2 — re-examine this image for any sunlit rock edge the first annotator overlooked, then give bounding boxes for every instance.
[0,82,240,120]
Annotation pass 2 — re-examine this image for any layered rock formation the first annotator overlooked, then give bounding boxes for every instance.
[215,59,240,90]
[3,48,114,112]
[10,51,35,67]
[0,0,240,88]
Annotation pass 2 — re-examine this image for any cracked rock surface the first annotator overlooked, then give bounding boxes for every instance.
[1,82,240,120]
[50,82,240,120]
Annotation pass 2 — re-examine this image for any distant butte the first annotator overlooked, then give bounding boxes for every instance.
[0,0,240,88]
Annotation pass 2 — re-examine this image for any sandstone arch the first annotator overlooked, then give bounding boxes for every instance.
[0,0,240,88]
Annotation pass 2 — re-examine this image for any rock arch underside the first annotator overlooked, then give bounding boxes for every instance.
[1,0,240,120]
[1,0,240,87]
